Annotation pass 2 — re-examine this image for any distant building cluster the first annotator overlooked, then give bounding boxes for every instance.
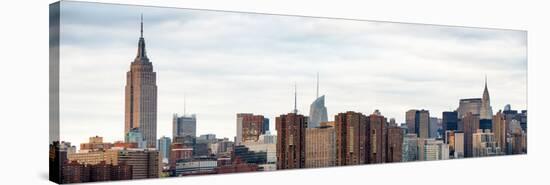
[49,17,527,184]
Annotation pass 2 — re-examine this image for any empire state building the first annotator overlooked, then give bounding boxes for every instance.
[124,15,157,148]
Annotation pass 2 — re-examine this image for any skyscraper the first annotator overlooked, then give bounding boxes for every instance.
[157,136,171,163]
[472,129,501,157]
[405,110,417,135]
[454,131,465,158]
[462,112,480,157]
[308,73,328,128]
[429,117,440,138]
[126,128,147,149]
[262,118,270,134]
[276,87,308,169]
[480,76,493,120]
[236,113,267,145]
[275,113,308,169]
[405,109,429,138]
[124,15,157,148]
[117,149,160,179]
[442,111,458,132]
[386,126,403,163]
[334,111,368,165]
[402,134,418,162]
[367,110,387,164]
[492,111,506,151]
[422,139,449,161]
[173,114,197,139]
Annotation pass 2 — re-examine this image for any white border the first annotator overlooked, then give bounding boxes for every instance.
[1,0,547,185]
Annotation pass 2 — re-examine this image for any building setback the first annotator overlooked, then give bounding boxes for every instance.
[124,16,157,148]
[276,113,308,169]
[334,111,368,165]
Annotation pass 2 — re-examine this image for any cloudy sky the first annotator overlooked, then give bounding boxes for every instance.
[58,1,527,146]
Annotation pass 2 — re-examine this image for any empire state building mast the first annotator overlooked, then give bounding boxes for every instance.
[124,15,158,148]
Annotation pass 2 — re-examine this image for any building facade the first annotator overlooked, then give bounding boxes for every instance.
[472,129,501,157]
[402,134,418,162]
[442,111,459,138]
[157,136,171,163]
[173,114,197,139]
[367,110,387,164]
[386,126,403,163]
[493,111,506,151]
[334,111,368,165]
[462,112,480,157]
[126,128,147,149]
[276,113,308,169]
[454,132,464,158]
[236,113,267,145]
[117,149,159,179]
[305,125,336,168]
[308,95,328,128]
[80,136,112,152]
[406,109,430,138]
[457,98,482,119]
[422,139,449,161]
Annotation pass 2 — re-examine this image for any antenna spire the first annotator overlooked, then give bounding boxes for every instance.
[140,14,143,38]
[316,72,319,98]
[294,83,298,114]
[485,74,487,87]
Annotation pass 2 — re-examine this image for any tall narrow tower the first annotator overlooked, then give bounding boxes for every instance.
[124,15,158,148]
[480,76,493,120]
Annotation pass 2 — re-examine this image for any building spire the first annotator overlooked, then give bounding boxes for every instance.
[135,14,149,62]
[294,83,298,114]
[483,75,489,100]
[484,74,487,89]
[316,72,319,98]
[480,75,493,119]
[140,14,143,38]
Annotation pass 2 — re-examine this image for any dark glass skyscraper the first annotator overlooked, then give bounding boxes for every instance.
[442,111,458,131]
